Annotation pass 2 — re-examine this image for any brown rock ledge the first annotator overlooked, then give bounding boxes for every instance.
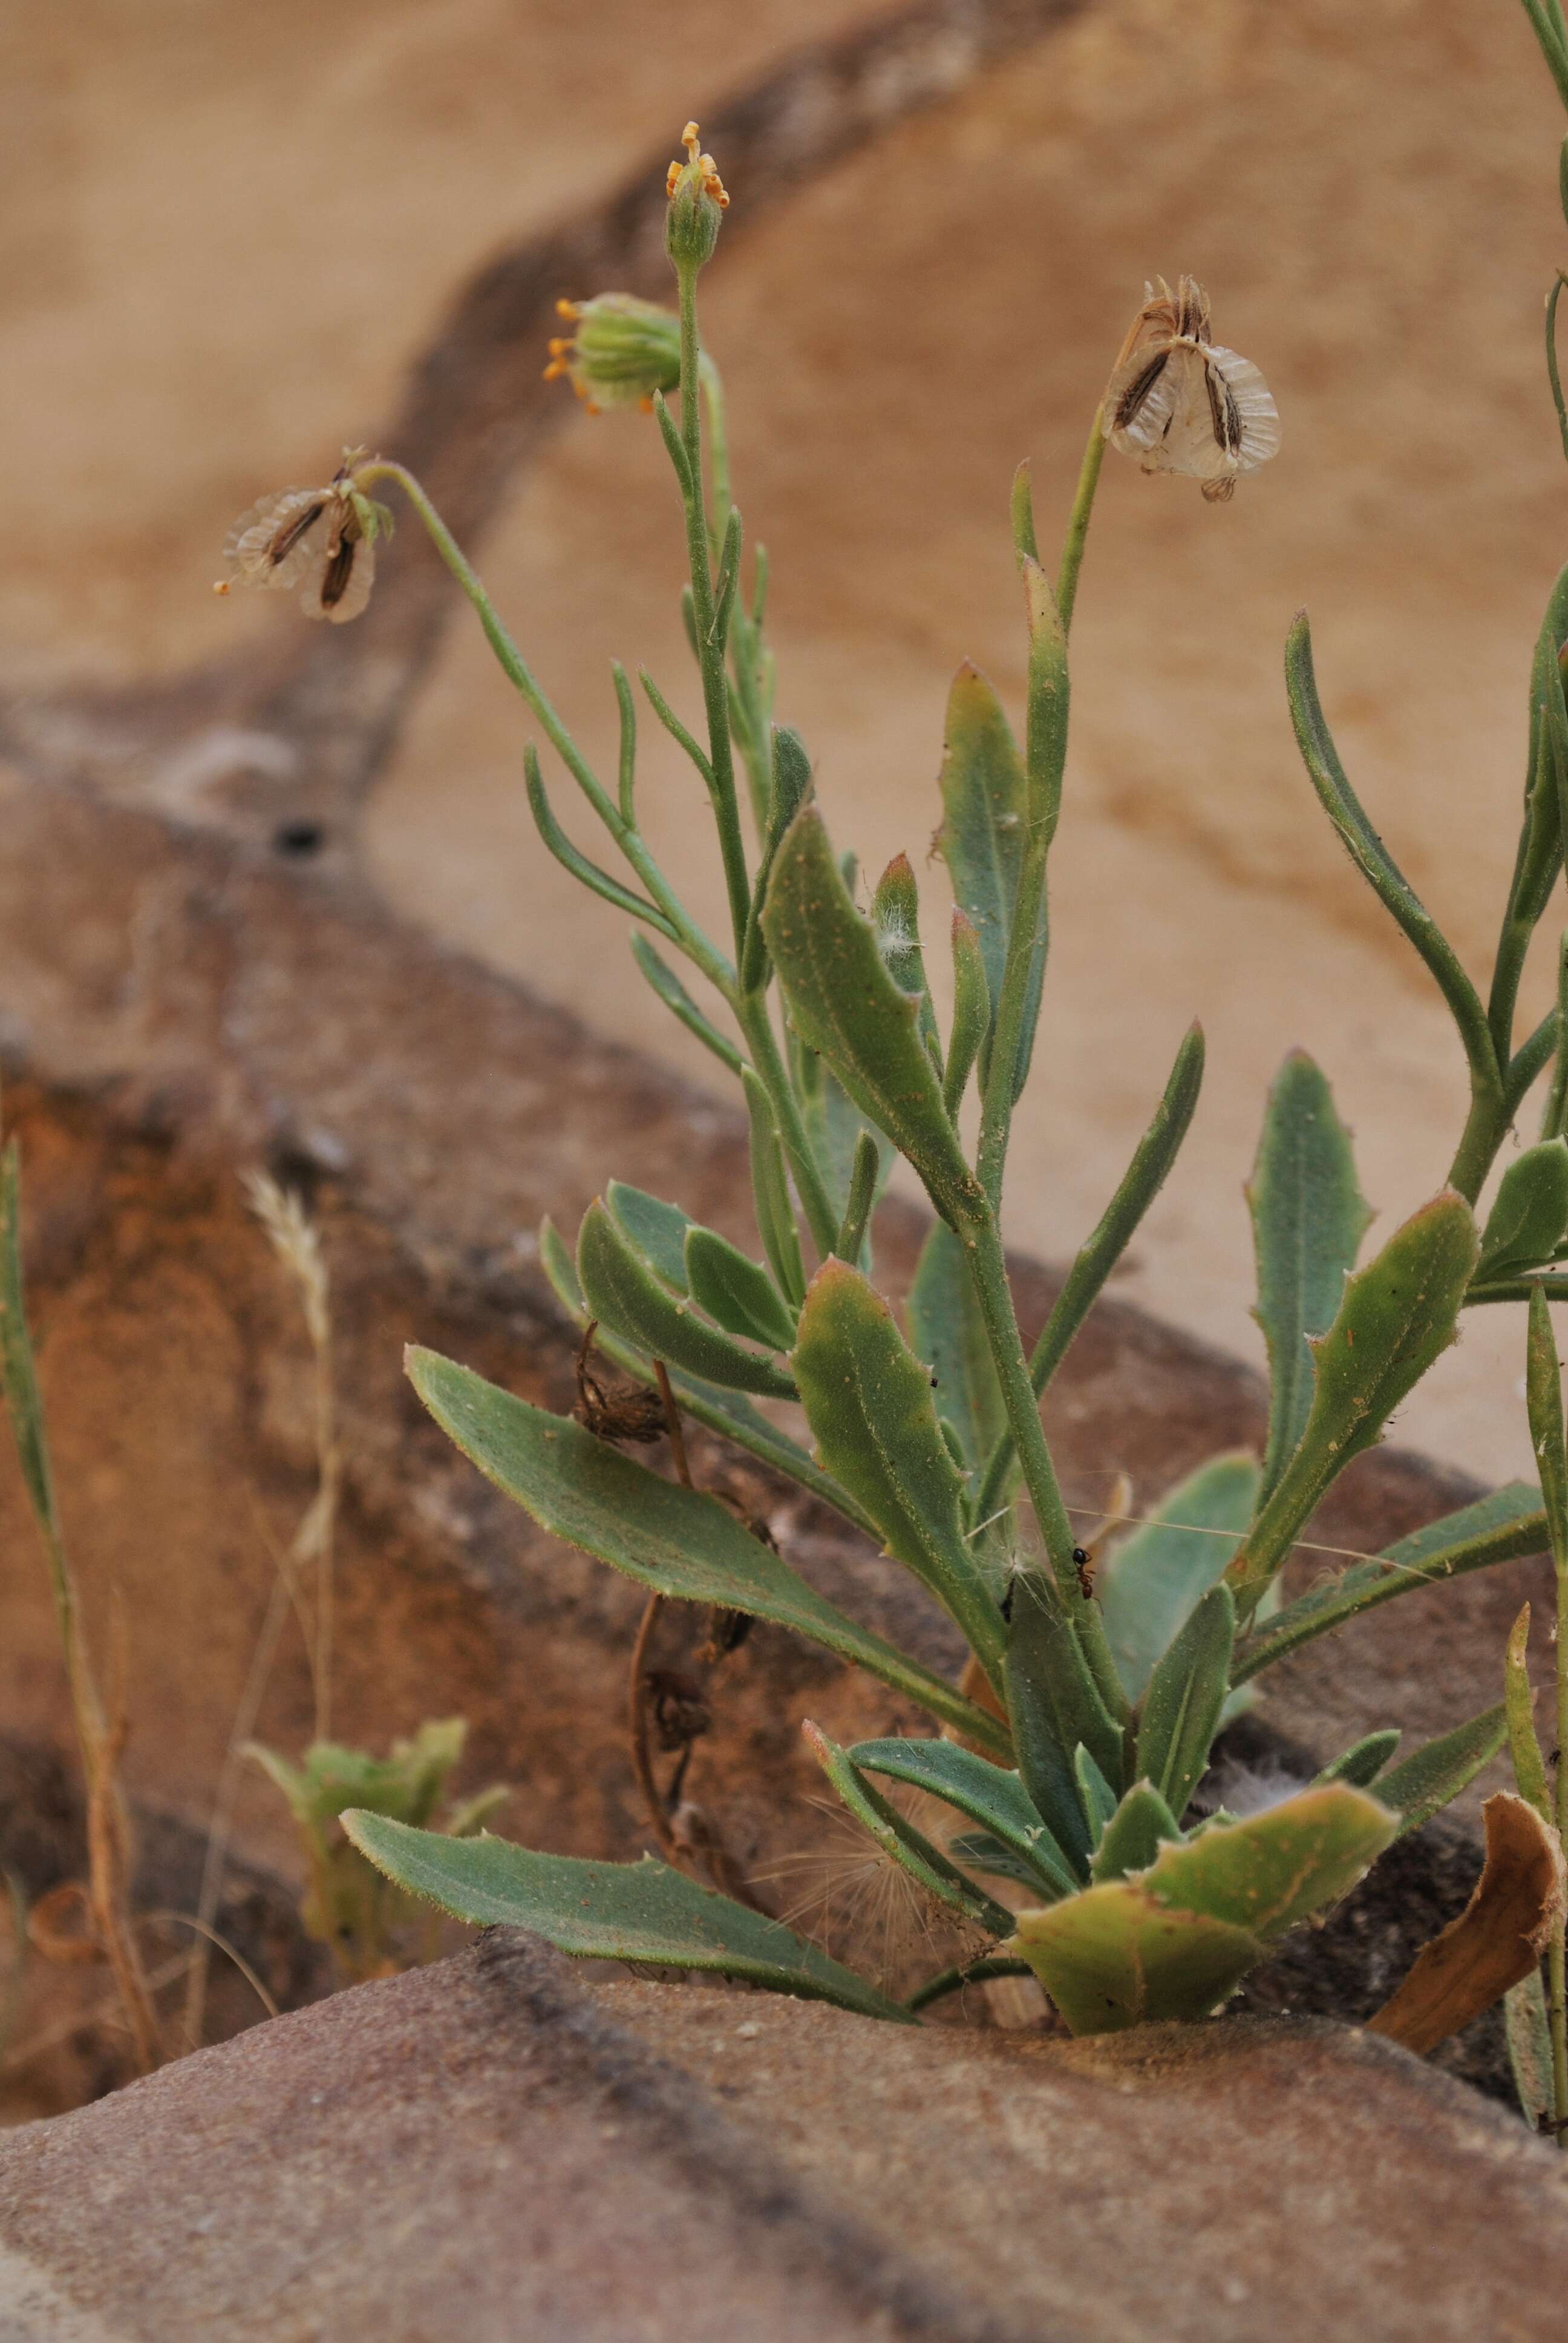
[0,1933,1563,2342]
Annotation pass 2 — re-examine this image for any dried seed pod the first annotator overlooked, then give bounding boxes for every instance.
[217,450,390,621]
[1103,275,1279,501]
[572,1321,668,1444]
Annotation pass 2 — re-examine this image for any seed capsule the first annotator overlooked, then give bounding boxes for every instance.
[1103,275,1279,502]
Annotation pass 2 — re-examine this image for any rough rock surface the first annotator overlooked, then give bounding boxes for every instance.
[0,1935,1562,2342]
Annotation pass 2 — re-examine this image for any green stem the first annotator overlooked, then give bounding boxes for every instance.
[974,829,1047,1211]
[736,992,840,1261]
[1446,1073,1510,1205]
[1547,1462,1556,2155]
[675,266,752,958]
[354,462,734,998]
[958,1207,1077,1598]
[1056,405,1106,637]
[906,1955,1032,2013]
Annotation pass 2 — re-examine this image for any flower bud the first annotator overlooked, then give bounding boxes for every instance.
[543,293,682,415]
[664,120,728,274]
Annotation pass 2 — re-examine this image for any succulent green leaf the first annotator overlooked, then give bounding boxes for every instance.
[1248,1052,1371,1507]
[792,1259,1005,1680]
[1226,1193,1480,1612]
[1005,1577,1123,1870]
[580,1199,797,1398]
[848,1736,1076,1899]
[606,1181,691,1294]
[250,1721,468,1837]
[948,1832,1054,1893]
[343,1814,912,2024]
[538,1216,875,1538]
[944,910,990,1122]
[1099,1452,1258,1703]
[872,853,937,1043]
[1505,1964,1554,2132]
[933,663,1042,1096]
[1527,1283,1568,1577]
[1134,1583,1235,1820]
[407,1347,1008,1756]
[907,1220,1006,1480]
[834,1129,880,1269]
[803,1725,1014,1938]
[1371,1705,1509,1835]
[1313,1729,1400,1790]
[1074,1745,1119,1841]
[1504,1604,1552,1823]
[1476,1141,1568,1282]
[684,1227,797,1353]
[763,806,977,1222]
[1090,1783,1183,1884]
[738,1069,808,1310]
[1232,1482,1545,1683]
[1008,1786,1396,2034]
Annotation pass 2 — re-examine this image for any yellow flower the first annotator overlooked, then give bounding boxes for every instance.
[543,294,682,416]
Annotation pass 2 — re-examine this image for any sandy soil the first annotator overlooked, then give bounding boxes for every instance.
[7,0,1568,1488]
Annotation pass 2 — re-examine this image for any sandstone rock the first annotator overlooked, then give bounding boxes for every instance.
[0,1935,1561,2341]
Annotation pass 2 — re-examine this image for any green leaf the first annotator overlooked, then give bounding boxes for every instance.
[803,1724,1014,1938]
[1371,1705,1509,1835]
[630,936,744,1078]
[1477,1141,1568,1282]
[1504,1963,1554,2132]
[1232,1484,1545,1684]
[1099,1453,1258,1703]
[907,1221,1006,1480]
[1226,1193,1480,1612]
[1134,1584,1235,1820]
[1285,615,1495,1087]
[762,806,978,1223]
[1313,1729,1400,1790]
[834,1129,880,1270]
[538,1216,876,1539]
[250,1720,468,1836]
[791,1259,1004,1680]
[1248,1052,1371,1507]
[943,909,990,1121]
[1504,1603,1552,1823]
[606,1181,691,1294]
[933,663,1041,1095]
[973,1024,1205,1522]
[1074,1745,1119,1841]
[1005,1576,1123,1871]
[848,1736,1076,1899]
[1008,1785,1396,2034]
[949,1831,1054,1893]
[343,1814,913,2024]
[579,1199,797,1399]
[0,1138,57,1541]
[872,853,938,1049]
[407,1347,1010,1756]
[738,1069,808,1311]
[1528,1283,1568,1578]
[1090,1783,1183,1884]
[684,1227,797,1353]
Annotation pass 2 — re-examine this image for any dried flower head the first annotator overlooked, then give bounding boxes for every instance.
[665,120,729,273]
[215,450,393,622]
[1102,275,1279,502]
[543,293,683,416]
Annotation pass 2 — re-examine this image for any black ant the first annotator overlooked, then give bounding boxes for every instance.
[1073,1545,1096,1601]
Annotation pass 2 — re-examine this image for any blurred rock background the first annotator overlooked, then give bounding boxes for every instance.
[4,0,1564,1492]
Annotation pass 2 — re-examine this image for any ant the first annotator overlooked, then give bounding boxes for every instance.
[1073,1545,1097,1601]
